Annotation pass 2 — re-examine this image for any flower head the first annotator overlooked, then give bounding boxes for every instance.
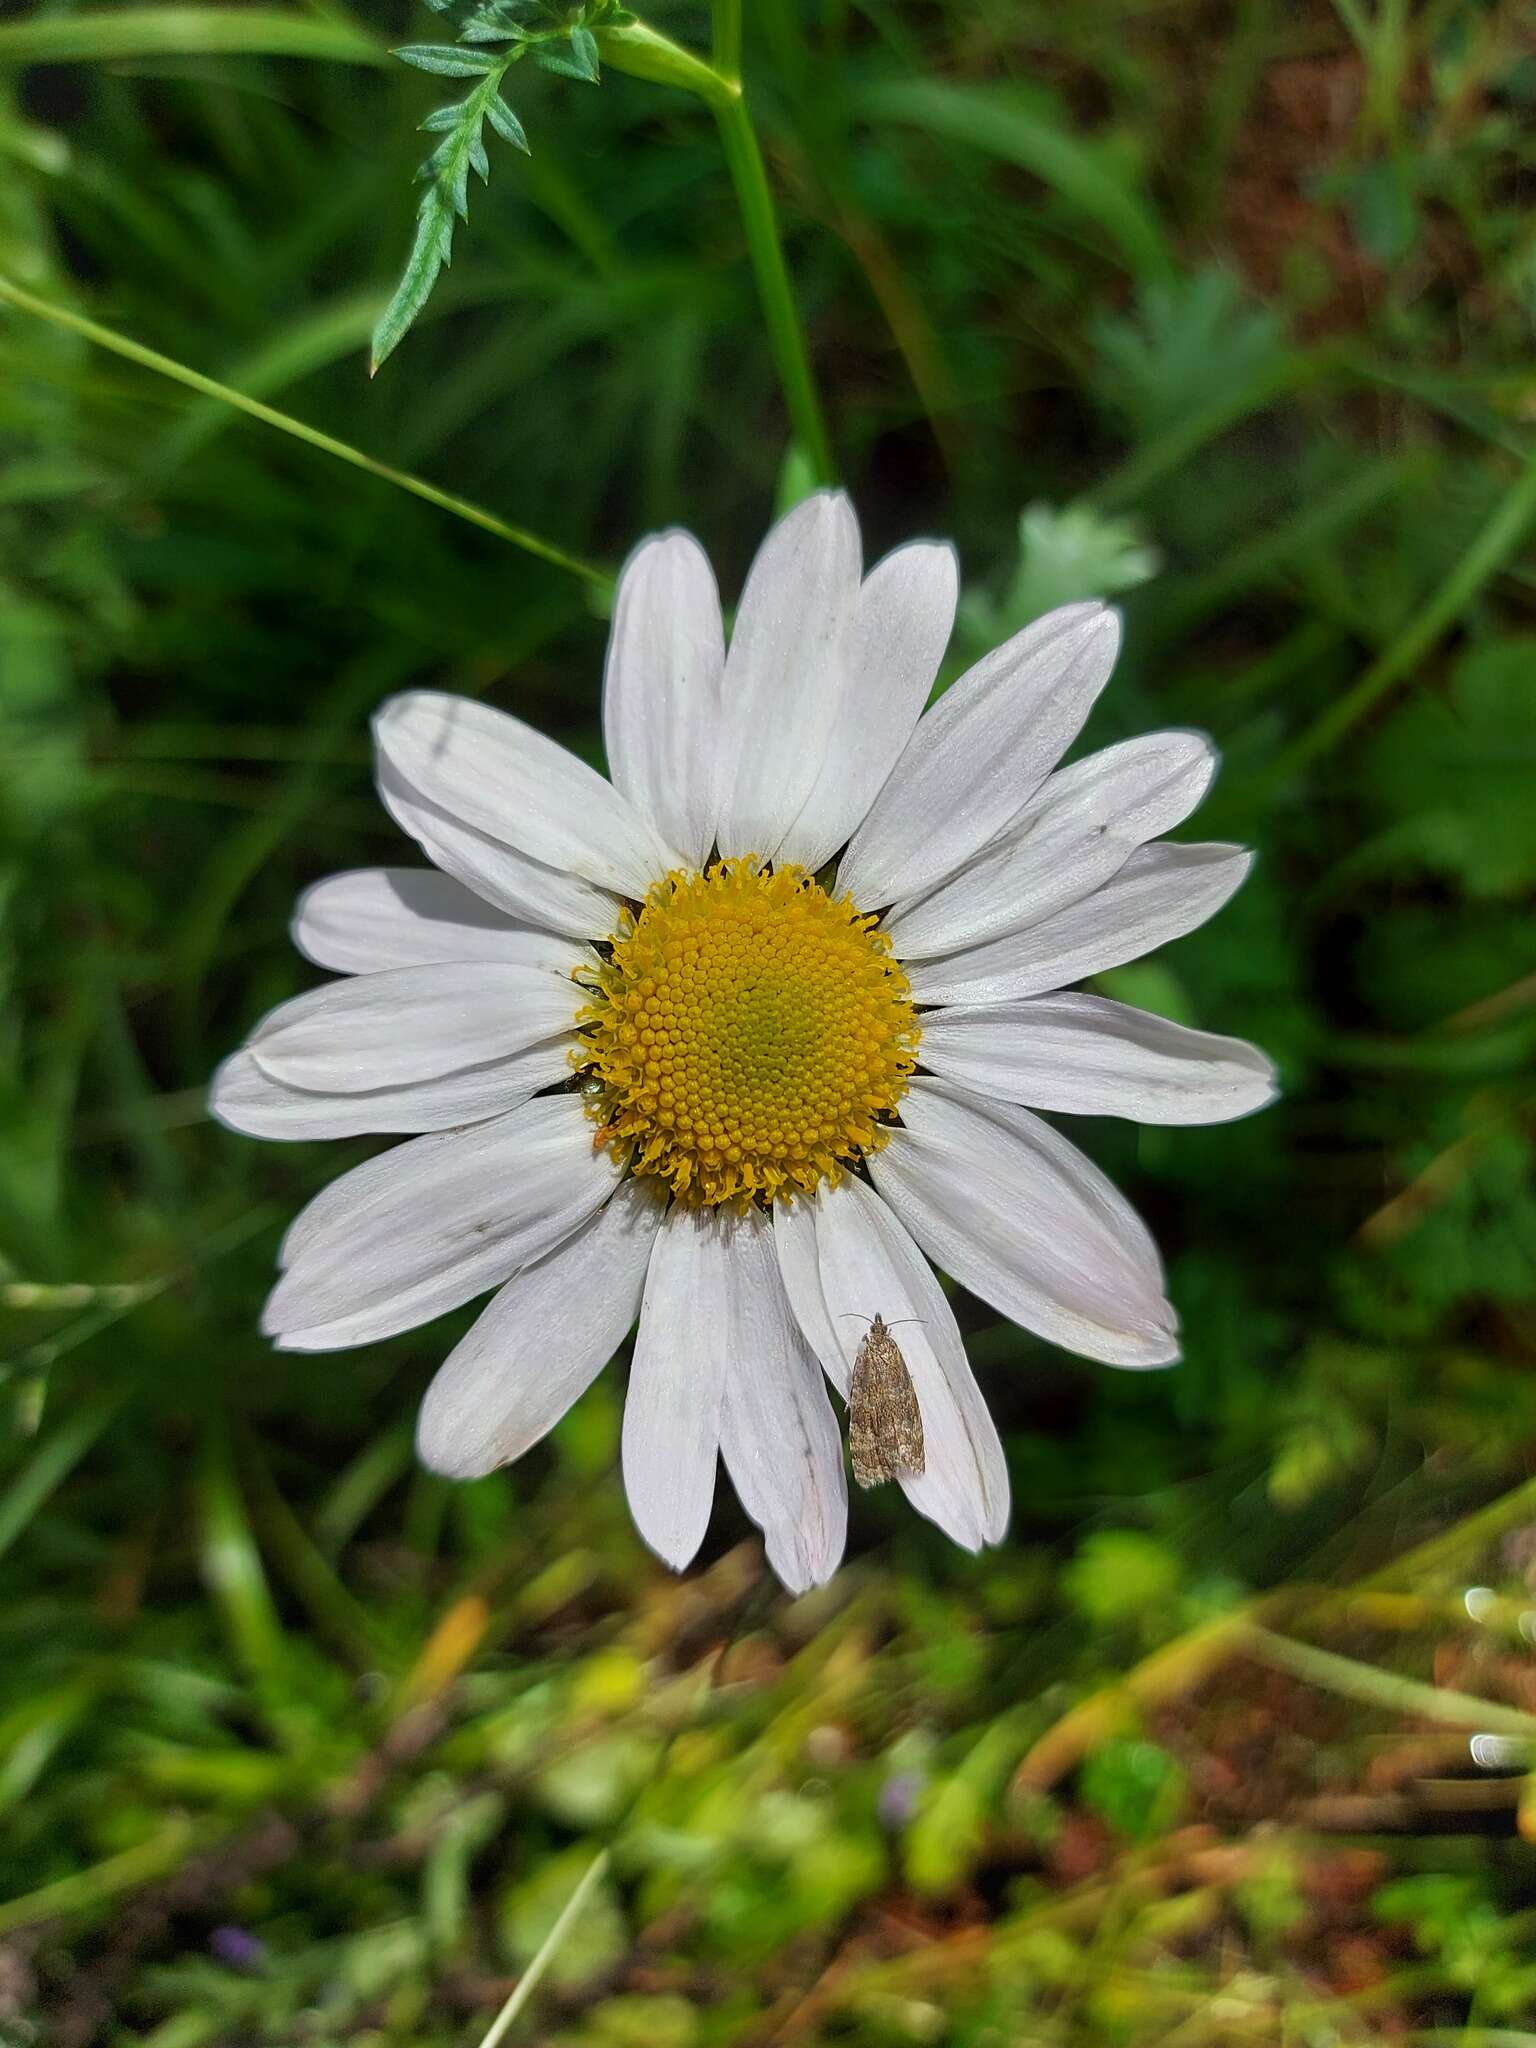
[213,493,1275,1592]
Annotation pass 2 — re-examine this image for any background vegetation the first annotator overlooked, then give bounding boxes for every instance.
[2,0,1535,2040]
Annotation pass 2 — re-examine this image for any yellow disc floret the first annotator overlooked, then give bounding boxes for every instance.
[575,858,919,1207]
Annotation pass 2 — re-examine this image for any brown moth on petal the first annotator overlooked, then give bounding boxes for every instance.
[847,1313,925,1487]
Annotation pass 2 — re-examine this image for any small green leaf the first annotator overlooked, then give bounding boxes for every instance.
[569,24,600,79]
[536,45,598,83]
[1061,1531,1181,1626]
[1361,639,1536,898]
[419,101,468,132]
[485,93,529,152]
[394,42,498,77]
[1348,159,1419,267]
[960,498,1159,648]
[1079,1739,1187,1844]
[371,196,451,375]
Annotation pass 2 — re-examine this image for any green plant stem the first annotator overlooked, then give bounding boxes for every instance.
[0,274,611,589]
[601,16,835,484]
[475,1848,613,2048]
[1276,440,1536,774]
[712,91,835,483]
[711,0,743,83]
[1244,1625,1536,1740]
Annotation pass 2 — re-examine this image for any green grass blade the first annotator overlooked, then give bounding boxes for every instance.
[0,7,385,67]
[0,1392,122,1565]
[861,78,1175,281]
[0,274,611,588]
[475,1848,614,2048]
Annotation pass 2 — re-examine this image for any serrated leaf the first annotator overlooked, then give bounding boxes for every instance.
[1361,638,1536,897]
[371,197,451,374]
[394,42,498,77]
[1089,269,1287,439]
[468,131,490,183]
[484,93,529,152]
[535,47,598,82]
[960,499,1159,648]
[446,149,472,219]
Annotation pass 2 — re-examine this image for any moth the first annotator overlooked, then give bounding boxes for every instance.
[846,1313,925,1488]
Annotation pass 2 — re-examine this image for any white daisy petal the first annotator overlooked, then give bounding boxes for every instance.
[714,491,863,863]
[904,842,1253,1006]
[622,1202,729,1570]
[264,1093,619,1351]
[793,1176,1009,1550]
[839,602,1119,907]
[417,1179,663,1479]
[375,689,681,897]
[870,1078,1179,1368]
[380,758,622,938]
[772,1196,839,1378]
[885,730,1217,958]
[248,963,579,1092]
[293,867,595,977]
[775,540,959,873]
[919,992,1279,1125]
[211,1041,573,1140]
[602,531,724,868]
[716,1206,847,1594]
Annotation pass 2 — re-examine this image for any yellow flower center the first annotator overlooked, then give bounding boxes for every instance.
[575,858,919,1207]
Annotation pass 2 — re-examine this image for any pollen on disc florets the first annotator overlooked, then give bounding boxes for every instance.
[574,857,920,1207]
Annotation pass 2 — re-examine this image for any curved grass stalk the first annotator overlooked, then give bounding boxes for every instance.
[0,273,612,589]
[474,1848,613,2048]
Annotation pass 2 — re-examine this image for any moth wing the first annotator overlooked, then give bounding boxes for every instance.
[848,1326,925,1488]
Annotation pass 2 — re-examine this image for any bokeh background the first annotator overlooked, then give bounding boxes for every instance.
[3,2,1536,2040]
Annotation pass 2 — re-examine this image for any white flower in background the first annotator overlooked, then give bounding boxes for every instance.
[212,493,1275,1593]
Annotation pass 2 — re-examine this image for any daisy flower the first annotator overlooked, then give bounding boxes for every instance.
[213,493,1275,1593]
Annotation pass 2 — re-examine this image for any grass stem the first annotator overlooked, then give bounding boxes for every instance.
[0,274,612,590]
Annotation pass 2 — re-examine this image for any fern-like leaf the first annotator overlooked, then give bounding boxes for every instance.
[373,0,628,373]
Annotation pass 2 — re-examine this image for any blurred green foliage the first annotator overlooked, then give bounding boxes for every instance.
[2,0,1536,2040]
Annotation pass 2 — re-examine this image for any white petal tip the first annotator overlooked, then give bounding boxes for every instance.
[641,1532,706,1575]
[765,1538,843,1598]
[1125,1333,1182,1370]
[206,1061,253,1136]
[415,1419,498,1482]
[261,1303,357,1353]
